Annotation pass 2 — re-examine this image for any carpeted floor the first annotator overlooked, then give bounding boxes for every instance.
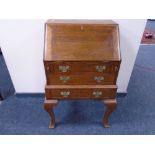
[141,20,155,44]
[0,45,155,135]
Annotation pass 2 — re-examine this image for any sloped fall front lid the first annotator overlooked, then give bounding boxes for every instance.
[44,20,121,61]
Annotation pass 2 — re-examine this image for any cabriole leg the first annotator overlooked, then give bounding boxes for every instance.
[44,100,58,128]
[103,99,117,128]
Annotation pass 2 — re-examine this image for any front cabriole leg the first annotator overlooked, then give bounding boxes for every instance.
[103,99,117,128]
[44,100,58,128]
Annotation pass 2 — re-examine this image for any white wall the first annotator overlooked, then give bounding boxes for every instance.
[0,19,146,93]
[0,20,46,93]
[114,19,146,92]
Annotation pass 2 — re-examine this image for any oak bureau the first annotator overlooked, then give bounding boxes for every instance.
[43,20,121,128]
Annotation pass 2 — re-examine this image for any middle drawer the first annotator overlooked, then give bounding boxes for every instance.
[46,72,116,85]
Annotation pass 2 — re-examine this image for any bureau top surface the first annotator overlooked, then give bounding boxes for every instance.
[44,20,121,61]
[46,19,118,25]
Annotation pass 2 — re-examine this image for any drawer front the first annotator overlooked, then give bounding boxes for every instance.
[46,72,116,85]
[44,61,120,74]
[45,85,117,99]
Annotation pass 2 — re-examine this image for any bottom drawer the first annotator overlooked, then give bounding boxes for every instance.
[45,85,117,99]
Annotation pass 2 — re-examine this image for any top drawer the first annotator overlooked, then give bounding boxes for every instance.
[44,61,120,74]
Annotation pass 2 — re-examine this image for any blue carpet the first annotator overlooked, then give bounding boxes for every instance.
[0,45,155,134]
[141,20,155,44]
[146,20,155,31]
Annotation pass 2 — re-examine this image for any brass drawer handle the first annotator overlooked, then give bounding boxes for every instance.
[59,76,70,83]
[94,76,104,83]
[93,91,102,98]
[59,65,70,72]
[60,91,70,98]
[96,65,106,72]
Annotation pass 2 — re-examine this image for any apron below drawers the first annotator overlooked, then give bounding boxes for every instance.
[45,85,117,99]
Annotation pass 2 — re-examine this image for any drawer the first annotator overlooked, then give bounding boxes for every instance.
[45,85,117,99]
[44,61,120,74]
[46,72,116,85]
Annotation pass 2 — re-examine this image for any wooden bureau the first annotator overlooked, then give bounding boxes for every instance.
[43,20,121,128]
